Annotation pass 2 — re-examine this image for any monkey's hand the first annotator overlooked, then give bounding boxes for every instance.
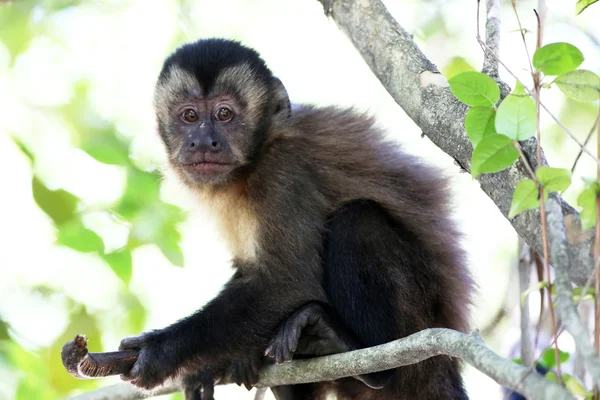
[225,357,260,390]
[265,302,352,364]
[119,330,177,390]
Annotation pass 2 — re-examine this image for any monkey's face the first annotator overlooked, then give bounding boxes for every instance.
[154,64,270,186]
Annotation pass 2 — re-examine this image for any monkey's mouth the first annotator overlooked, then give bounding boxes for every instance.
[181,162,235,175]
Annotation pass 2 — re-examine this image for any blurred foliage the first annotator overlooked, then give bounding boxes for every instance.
[1,1,187,398]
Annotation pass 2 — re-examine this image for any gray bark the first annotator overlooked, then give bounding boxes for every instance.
[319,0,594,285]
[518,239,535,368]
[546,196,600,386]
[65,329,573,400]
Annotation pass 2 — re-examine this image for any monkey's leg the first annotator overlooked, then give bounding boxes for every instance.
[182,369,215,400]
[270,383,324,400]
[265,301,387,389]
[322,200,468,399]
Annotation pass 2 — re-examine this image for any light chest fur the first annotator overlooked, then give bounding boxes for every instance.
[197,185,259,263]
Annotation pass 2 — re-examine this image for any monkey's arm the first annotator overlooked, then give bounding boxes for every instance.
[119,269,321,390]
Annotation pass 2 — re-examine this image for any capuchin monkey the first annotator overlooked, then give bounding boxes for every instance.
[119,38,473,400]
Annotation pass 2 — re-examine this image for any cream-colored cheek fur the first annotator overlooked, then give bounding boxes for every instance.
[195,184,259,263]
[163,165,260,264]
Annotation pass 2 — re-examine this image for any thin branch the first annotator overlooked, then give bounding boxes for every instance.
[319,0,596,285]
[65,329,574,400]
[514,141,537,180]
[531,6,562,381]
[254,388,267,400]
[571,117,599,173]
[595,96,600,399]
[546,196,600,387]
[519,238,535,368]
[511,0,534,74]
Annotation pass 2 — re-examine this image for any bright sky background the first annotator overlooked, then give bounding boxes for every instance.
[1,0,600,398]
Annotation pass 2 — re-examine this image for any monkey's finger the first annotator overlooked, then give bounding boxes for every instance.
[120,373,136,382]
[288,328,300,353]
[264,343,274,357]
[119,336,144,351]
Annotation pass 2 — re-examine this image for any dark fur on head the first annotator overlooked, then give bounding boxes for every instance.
[159,39,273,94]
[120,38,473,400]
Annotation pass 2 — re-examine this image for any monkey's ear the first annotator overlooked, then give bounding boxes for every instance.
[271,77,291,123]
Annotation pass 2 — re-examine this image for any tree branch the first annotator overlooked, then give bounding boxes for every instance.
[481,0,501,78]
[318,0,594,285]
[518,238,535,368]
[66,329,573,400]
[546,196,600,386]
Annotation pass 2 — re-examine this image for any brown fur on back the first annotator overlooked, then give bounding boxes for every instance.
[260,105,472,333]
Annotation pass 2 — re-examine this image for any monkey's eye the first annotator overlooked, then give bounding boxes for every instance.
[216,107,233,122]
[183,109,199,122]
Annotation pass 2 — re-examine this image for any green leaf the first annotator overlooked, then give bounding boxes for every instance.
[536,167,572,192]
[545,371,558,383]
[541,348,570,369]
[0,2,36,63]
[13,138,34,163]
[563,374,591,396]
[495,82,537,140]
[115,167,161,219]
[156,228,184,267]
[510,179,542,218]
[577,0,599,15]
[57,219,104,253]
[443,57,476,79]
[81,129,130,165]
[465,107,497,147]
[102,250,132,285]
[129,202,186,267]
[44,0,81,11]
[520,280,548,306]
[121,292,147,332]
[32,178,79,226]
[578,182,600,230]
[573,286,595,302]
[16,377,57,400]
[449,71,500,107]
[63,83,131,165]
[471,134,519,177]
[555,70,600,103]
[533,43,584,75]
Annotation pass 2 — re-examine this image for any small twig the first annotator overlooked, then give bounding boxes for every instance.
[519,238,535,368]
[254,388,267,400]
[511,0,534,74]
[534,252,545,349]
[530,6,562,382]
[571,117,599,173]
[514,142,538,180]
[594,95,600,400]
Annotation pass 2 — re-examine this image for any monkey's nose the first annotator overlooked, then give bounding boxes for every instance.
[189,137,221,152]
